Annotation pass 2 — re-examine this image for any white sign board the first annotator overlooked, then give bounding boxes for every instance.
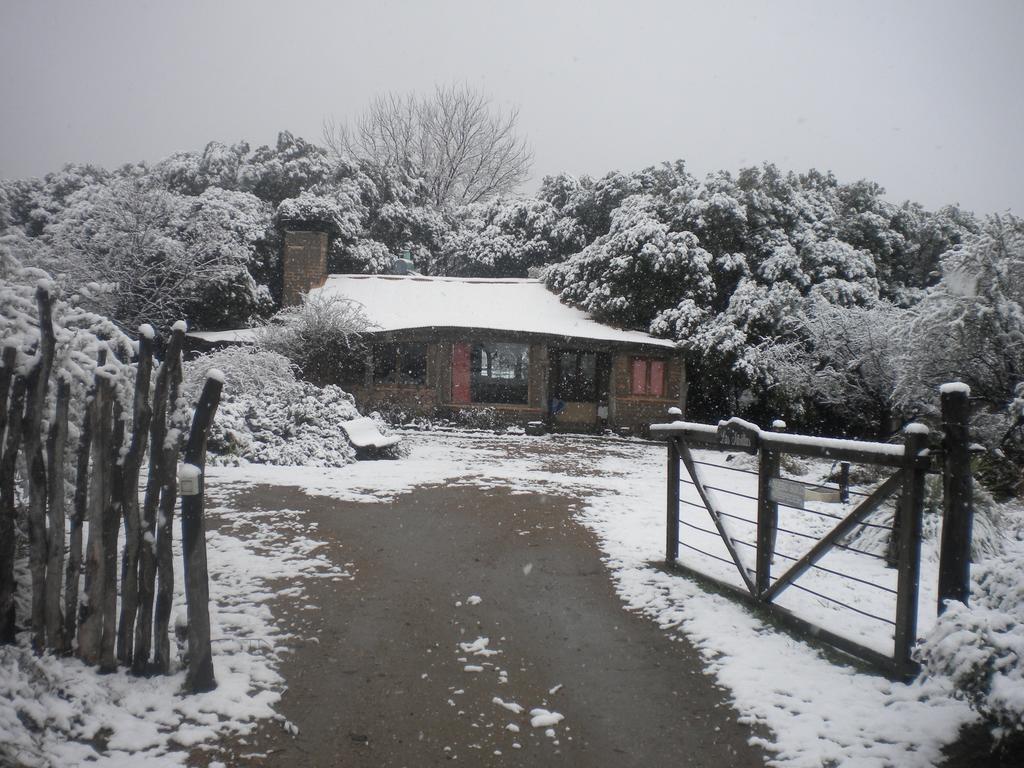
[769,477,806,509]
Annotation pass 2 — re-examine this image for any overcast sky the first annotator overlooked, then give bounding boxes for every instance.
[1,0,1021,215]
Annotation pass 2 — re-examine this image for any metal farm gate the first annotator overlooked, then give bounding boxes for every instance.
[651,387,974,679]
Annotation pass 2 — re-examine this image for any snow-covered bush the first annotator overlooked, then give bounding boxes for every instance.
[257,293,372,385]
[917,547,1024,742]
[183,346,361,467]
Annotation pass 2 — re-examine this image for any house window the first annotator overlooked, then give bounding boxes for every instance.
[470,343,529,404]
[553,350,605,402]
[631,357,666,397]
[374,343,428,385]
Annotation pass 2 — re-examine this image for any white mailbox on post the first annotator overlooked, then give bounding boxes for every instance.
[178,463,202,496]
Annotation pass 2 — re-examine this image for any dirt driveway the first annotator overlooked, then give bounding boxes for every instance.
[205,478,767,767]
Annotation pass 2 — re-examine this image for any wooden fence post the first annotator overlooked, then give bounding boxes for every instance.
[152,440,178,675]
[666,436,680,565]
[64,348,105,653]
[79,371,113,665]
[0,349,24,645]
[937,383,973,614]
[134,325,184,674]
[98,395,126,673]
[756,447,781,596]
[181,373,223,693]
[894,424,928,678]
[152,325,186,675]
[24,286,56,653]
[117,328,154,666]
[44,378,70,650]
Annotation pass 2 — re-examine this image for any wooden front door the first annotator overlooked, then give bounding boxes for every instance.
[452,342,471,404]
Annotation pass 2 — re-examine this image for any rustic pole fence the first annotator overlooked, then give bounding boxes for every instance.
[0,296,222,697]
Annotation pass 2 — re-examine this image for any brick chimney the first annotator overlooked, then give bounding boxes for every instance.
[282,230,328,306]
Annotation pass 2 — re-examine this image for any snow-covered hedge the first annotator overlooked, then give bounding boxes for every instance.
[184,346,365,467]
[917,547,1024,742]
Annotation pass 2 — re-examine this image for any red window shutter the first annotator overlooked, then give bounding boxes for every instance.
[452,343,471,403]
[631,358,648,395]
[649,360,665,397]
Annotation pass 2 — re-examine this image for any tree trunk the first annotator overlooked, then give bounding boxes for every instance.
[23,286,57,653]
[0,371,26,645]
[135,325,183,675]
[78,374,113,665]
[116,332,153,667]
[181,375,222,693]
[44,378,69,650]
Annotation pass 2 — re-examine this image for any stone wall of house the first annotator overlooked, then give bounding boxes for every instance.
[283,230,328,306]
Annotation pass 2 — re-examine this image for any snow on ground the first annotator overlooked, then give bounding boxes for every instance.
[207,430,988,768]
[0,484,344,767]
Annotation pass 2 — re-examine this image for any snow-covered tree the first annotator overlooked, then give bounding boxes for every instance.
[239,131,333,206]
[756,298,905,437]
[547,195,714,329]
[436,197,583,277]
[45,179,266,330]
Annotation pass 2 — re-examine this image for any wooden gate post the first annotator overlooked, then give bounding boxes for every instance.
[756,447,781,596]
[181,373,223,694]
[894,424,928,678]
[666,437,680,565]
[937,383,973,613]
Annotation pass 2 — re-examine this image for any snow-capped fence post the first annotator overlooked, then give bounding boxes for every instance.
[893,424,928,679]
[180,371,223,694]
[937,383,973,614]
[0,347,25,645]
[665,436,680,565]
[136,323,184,675]
[116,327,155,667]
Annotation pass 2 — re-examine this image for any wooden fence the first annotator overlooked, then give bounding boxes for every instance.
[651,387,974,679]
[0,286,222,694]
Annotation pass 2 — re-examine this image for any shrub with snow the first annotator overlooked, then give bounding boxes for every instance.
[256,293,371,385]
[184,346,364,467]
[917,546,1024,742]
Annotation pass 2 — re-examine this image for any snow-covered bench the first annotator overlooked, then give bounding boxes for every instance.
[340,417,401,458]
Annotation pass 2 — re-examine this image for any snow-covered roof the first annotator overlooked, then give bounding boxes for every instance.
[312,275,678,349]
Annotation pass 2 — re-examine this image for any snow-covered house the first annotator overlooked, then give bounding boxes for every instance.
[193,230,686,433]
[310,273,684,433]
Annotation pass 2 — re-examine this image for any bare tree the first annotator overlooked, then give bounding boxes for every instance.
[325,84,533,209]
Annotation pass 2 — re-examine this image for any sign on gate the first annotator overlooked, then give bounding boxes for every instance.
[768,477,806,508]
